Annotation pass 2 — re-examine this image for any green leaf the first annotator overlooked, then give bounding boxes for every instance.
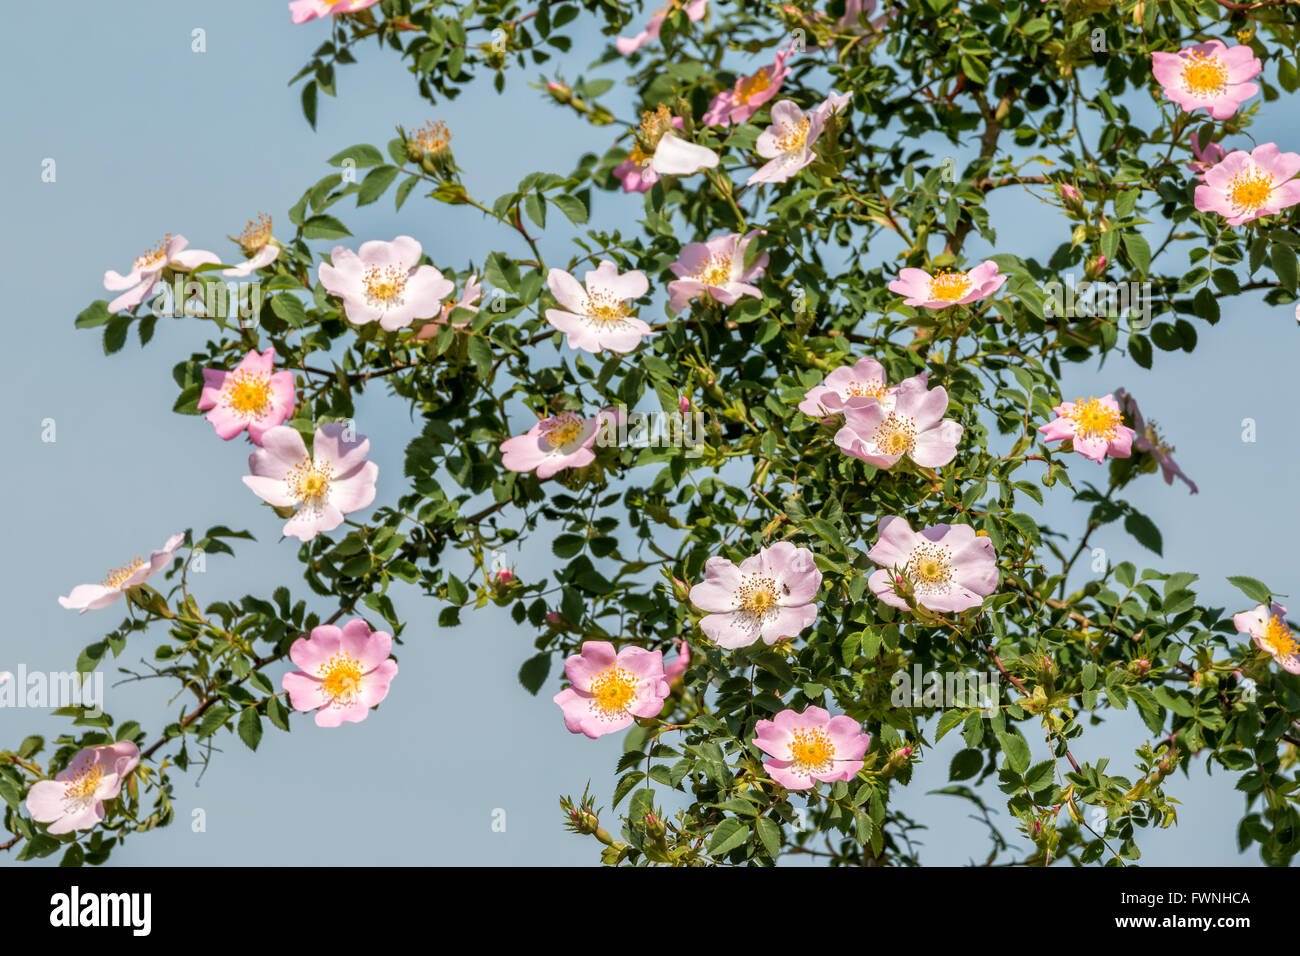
[357,165,401,206]
[518,653,551,695]
[1123,510,1163,555]
[1271,242,1298,293]
[238,708,263,751]
[301,215,352,240]
[1227,576,1272,605]
[75,300,112,329]
[327,144,385,168]
[754,816,781,857]
[552,193,588,224]
[707,818,749,856]
[997,731,1031,775]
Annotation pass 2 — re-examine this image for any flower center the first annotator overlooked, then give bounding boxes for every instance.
[63,765,104,810]
[287,458,333,505]
[1181,52,1229,96]
[584,290,632,326]
[413,120,452,155]
[736,68,773,105]
[363,265,409,306]
[788,728,834,773]
[1143,419,1174,456]
[635,104,675,155]
[222,370,273,418]
[1068,396,1122,440]
[541,413,585,448]
[236,213,271,256]
[1227,168,1274,213]
[135,235,170,272]
[101,557,145,590]
[691,253,734,287]
[1260,614,1298,660]
[907,542,954,590]
[736,573,780,620]
[318,652,364,704]
[872,413,917,456]
[929,269,972,303]
[844,379,887,399]
[772,116,811,155]
[588,664,638,717]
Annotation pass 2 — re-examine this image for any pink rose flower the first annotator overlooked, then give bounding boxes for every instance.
[1151,40,1261,120]
[58,533,185,614]
[26,742,140,835]
[553,641,670,739]
[243,423,379,542]
[545,261,652,353]
[689,541,823,649]
[798,358,923,419]
[668,231,769,314]
[835,377,963,469]
[888,260,1007,310]
[1193,143,1300,226]
[281,619,399,726]
[1037,393,1135,463]
[103,234,220,313]
[1234,602,1300,674]
[289,0,380,24]
[1114,388,1198,493]
[1187,130,1227,181]
[867,516,998,614]
[499,408,623,478]
[753,706,868,790]
[664,639,691,683]
[222,213,280,278]
[748,101,825,186]
[416,274,483,338]
[318,235,454,331]
[616,0,709,55]
[198,347,296,445]
[703,48,792,127]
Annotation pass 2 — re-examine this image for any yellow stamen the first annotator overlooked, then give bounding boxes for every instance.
[318,652,364,704]
[363,265,408,306]
[772,116,811,154]
[928,269,972,304]
[690,253,734,288]
[1227,168,1274,214]
[907,542,953,588]
[588,664,638,717]
[541,413,585,448]
[222,369,273,418]
[584,289,632,326]
[287,459,333,504]
[101,558,145,590]
[1260,614,1298,660]
[872,413,917,457]
[63,765,105,807]
[788,727,834,773]
[1181,52,1229,96]
[413,120,452,155]
[1067,396,1122,441]
[134,235,171,271]
[235,213,272,256]
[736,573,780,620]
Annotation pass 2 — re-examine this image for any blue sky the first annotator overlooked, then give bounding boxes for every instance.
[0,0,1294,866]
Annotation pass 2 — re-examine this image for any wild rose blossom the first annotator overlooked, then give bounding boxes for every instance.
[616,0,708,55]
[1038,393,1135,463]
[668,231,768,314]
[318,235,454,331]
[104,234,220,313]
[553,641,670,738]
[748,100,825,185]
[1187,130,1227,181]
[198,347,295,445]
[612,106,718,193]
[867,516,998,614]
[703,48,792,127]
[835,377,963,469]
[888,260,1007,310]
[689,541,822,649]
[1115,388,1198,493]
[753,706,868,790]
[290,0,379,24]
[26,742,140,835]
[545,261,652,354]
[1234,602,1300,674]
[798,358,924,419]
[222,213,280,278]
[416,275,483,338]
[1193,143,1300,226]
[1151,40,1261,119]
[281,619,399,727]
[243,423,379,542]
[664,639,691,683]
[59,533,184,614]
[833,0,892,33]
[499,408,623,478]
